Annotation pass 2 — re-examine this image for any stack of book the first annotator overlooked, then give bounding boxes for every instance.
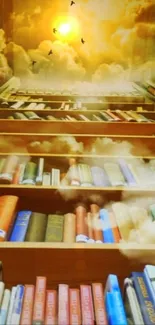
[0,265,155,325]
[6,110,152,123]
[0,195,155,243]
[1,155,155,189]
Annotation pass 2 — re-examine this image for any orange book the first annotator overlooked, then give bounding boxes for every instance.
[0,155,19,184]
[0,195,19,241]
[45,290,57,325]
[92,283,108,325]
[87,213,95,243]
[20,285,35,325]
[75,204,88,243]
[80,285,94,325]
[109,211,121,243]
[69,289,81,325]
[90,204,103,243]
[58,284,69,325]
[33,277,46,325]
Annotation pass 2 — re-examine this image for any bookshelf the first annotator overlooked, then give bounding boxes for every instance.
[0,82,155,291]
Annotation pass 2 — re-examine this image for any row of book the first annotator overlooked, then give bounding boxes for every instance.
[6,110,152,123]
[0,195,155,243]
[1,155,155,188]
[0,265,155,324]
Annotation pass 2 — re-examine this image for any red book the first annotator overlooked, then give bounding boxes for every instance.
[58,284,69,325]
[45,290,57,325]
[80,285,94,325]
[92,283,108,325]
[69,288,81,325]
[33,277,46,325]
[20,285,35,325]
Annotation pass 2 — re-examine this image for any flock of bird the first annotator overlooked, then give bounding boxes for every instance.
[32,1,85,66]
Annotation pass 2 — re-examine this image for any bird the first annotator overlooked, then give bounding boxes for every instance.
[53,28,57,33]
[70,1,75,5]
[81,38,85,44]
[48,50,53,55]
[32,60,37,66]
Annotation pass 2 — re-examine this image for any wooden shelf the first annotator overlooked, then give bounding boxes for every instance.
[0,119,155,135]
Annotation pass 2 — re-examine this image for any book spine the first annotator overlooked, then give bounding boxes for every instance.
[143,269,155,307]
[0,196,19,241]
[0,159,6,175]
[33,277,46,325]
[106,110,120,121]
[116,110,133,121]
[43,172,51,186]
[118,159,137,186]
[0,289,11,325]
[0,282,5,306]
[78,164,93,187]
[68,165,80,186]
[45,290,57,325]
[51,168,60,186]
[36,158,44,185]
[80,285,94,325]
[92,283,107,325]
[100,209,115,243]
[75,205,88,243]
[103,163,125,187]
[91,167,111,187]
[58,284,69,325]
[105,292,117,325]
[11,285,24,325]
[0,156,19,184]
[69,289,81,325]
[100,112,113,121]
[109,212,121,243]
[9,210,32,242]
[90,204,103,243]
[6,287,17,325]
[132,272,155,324]
[22,162,37,185]
[145,265,155,292]
[63,213,76,243]
[20,285,35,325]
[24,112,41,120]
[10,101,24,109]
[45,215,64,242]
[18,163,26,184]
[14,113,28,120]
[87,213,95,243]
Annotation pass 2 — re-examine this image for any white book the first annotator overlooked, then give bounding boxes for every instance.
[10,101,24,109]
[104,163,125,187]
[0,282,5,307]
[36,158,44,185]
[0,289,11,325]
[25,103,37,110]
[6,287,17,325]
[11,285,24,325]
[36,104,46,110]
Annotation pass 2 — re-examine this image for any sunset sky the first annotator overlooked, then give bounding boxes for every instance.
[0,0,155,88]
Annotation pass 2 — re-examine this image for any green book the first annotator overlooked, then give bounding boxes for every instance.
[13,112,28,120]
[22,162,37,185]
[0,158,6,174]
[45,215,64,242]
[25,212,47,242]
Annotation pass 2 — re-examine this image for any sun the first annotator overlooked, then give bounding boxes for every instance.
[58,23,71,36]
[52,16,79,41]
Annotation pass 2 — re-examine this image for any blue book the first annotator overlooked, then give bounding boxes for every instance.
[100,209,115,243]
[118,159,137,186]
[144,265,155,307]
[11,285,24,325]
[105,274,127,325]
[131,272,155,324]
[9,211,32,242]
[105,292,117,325]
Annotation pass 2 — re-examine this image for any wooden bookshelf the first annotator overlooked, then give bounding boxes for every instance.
[0,82,155,289]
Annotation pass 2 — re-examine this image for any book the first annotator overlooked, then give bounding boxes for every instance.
[69,289,81,325]
[92,115,103,121]
[25,103,37,110]
[80,285,94,325]
[14,112,28,120]
[45,290,57,325]
[79,115,90,121]
[116,110,133,121]
[106,110,121,121]
[6,287,17,325]
[90,204,103,243]
[124,278,144,325]
[112,202,134,241]
[143,266,155,308]
[92,283,107,325]
[0,196,19,241]
[75,204,88,243]
[131,272,155,324]
[43,172,51,186]
[45,215,64,242]
[33,277,46,325]
[22,162,37,185]
[0,158,6,175]
[51,168,60,186]
[25,212,47,242]
[20,285,35,325]
[103,163,125,187]
[24,112,41,120]
[105,292,117,325]
[9,210,32,242]
[0,156,19,184]
[0,282,5,306]
[109,212,121,243]
[11,285,24,325]
[118,159,137,186]
[63,213,76,243]
[105,274,127,325]
[36,158,44,185]
[68,162,81,186]
[91,166,111,187]
[100,112,113,121]
[18,163,26,185]
[87,212,95,243]
[58,284,69,325]
[100,209,115,243]
[10,101,24,109]
[78,164,93,187]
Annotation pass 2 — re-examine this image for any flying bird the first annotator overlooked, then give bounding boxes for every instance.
[32,60,37,66]
[48,50,53,55]
[81,38,85,44]
[53,28,57,33]
[70,1,75,5]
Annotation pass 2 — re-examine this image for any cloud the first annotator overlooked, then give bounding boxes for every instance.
[135,3,155,23]
[92,63,124,83]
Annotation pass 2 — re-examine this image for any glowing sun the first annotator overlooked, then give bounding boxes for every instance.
[58,23,71,36]
[53,16,79,41]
